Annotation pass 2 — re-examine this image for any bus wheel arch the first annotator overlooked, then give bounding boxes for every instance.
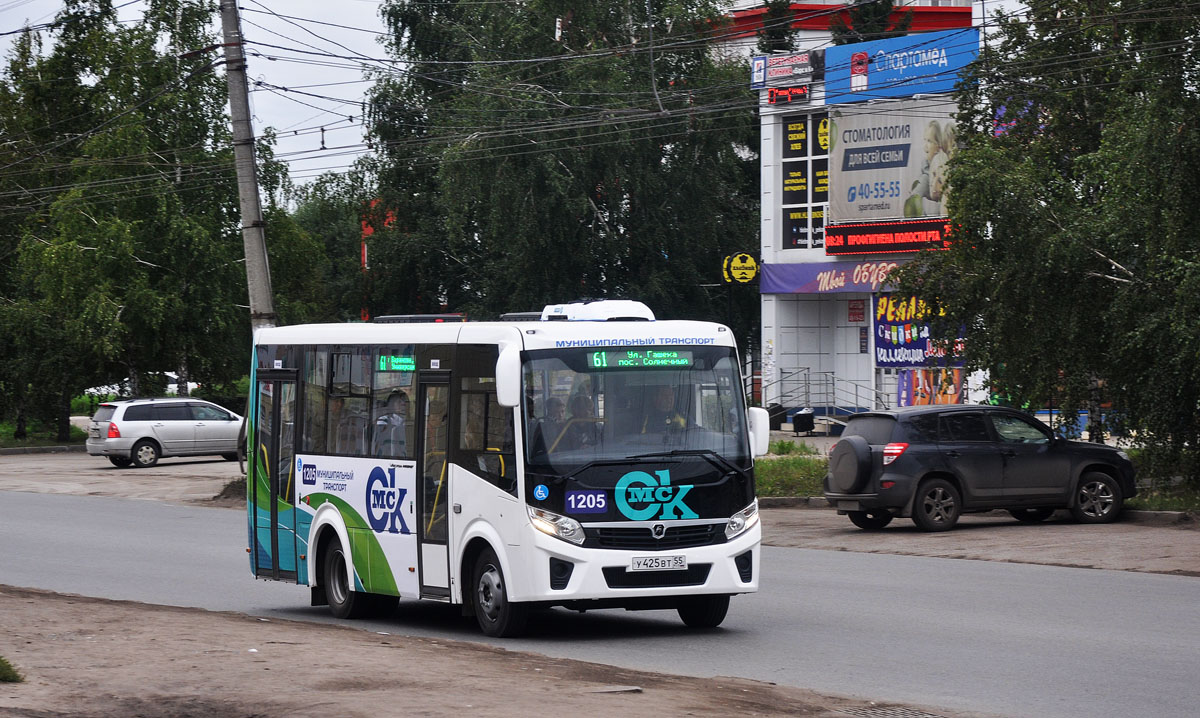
[308,508,352,596]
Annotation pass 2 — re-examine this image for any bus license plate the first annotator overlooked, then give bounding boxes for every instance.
[630,555,687,572]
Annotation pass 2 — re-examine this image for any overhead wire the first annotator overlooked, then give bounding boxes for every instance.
[2,0,1198,205]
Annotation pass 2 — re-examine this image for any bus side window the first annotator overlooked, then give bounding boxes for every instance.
[302,349,327,453]
[327,351,370,455]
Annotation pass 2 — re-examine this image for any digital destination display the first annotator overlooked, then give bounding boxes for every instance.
[586,350,694,369]
[377,355,416,372]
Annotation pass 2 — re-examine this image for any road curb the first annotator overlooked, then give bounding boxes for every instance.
[0,445,87,455]
[759,497,1198,528]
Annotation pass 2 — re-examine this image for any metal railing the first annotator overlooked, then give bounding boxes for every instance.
[760,368,891,418]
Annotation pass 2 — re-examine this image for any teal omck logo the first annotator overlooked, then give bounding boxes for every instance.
[614,469,697,521]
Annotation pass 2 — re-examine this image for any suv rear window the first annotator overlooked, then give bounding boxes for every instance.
[843,416,900,445]
[93,405,116,422]
[940,413,992,442]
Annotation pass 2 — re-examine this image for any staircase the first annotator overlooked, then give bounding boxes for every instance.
[757,369,891,432]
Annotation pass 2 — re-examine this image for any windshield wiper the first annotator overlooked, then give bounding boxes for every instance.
[528,458,641,483]
[629,449,750,482]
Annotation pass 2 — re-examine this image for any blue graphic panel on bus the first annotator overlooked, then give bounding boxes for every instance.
[614,470,698,521]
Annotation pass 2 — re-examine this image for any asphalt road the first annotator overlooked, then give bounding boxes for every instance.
[2,489,1197,718]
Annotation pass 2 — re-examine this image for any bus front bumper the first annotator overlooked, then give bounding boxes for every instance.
[511,521,761,604]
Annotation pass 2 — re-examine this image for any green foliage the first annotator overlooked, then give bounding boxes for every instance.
[0,420,86,448]
[70,394,113,415]
[829,0,913,45]
[0,656,22,683]
[1126,487,1200,513]
[364,0,760,346]
[757,0,796,53]
[754,455,827,497]
[768,439,819,456]
[894,1,1200,481]
[0,1,251,437]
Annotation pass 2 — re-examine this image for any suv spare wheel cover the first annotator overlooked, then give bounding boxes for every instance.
[829,434,872,493]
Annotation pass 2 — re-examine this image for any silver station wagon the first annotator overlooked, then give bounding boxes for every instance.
[86,398,243,468]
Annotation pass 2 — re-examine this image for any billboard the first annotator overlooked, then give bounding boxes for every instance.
[828,98,958,223]
[898,368,965,406]
[873,294,964,368]
[825,28,979,104]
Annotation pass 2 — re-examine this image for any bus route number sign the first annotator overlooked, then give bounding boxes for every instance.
[378,355,416,372]
[587,350,694,369]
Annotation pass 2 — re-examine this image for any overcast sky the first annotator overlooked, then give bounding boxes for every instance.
[0,0,390,183]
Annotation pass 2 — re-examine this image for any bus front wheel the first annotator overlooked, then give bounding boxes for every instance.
[472,548,528,637]
[677,594,730,629]
[323,539,369,619]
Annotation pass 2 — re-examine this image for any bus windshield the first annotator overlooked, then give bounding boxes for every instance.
[522,345,749,475]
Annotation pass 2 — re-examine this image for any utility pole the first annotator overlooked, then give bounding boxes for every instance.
[219,0,276,330]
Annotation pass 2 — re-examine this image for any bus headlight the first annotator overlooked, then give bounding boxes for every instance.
[528,506,586,545]
[725,499,760,540]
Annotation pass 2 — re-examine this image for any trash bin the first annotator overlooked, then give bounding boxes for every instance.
[789,407,815,434]
[766,403,786,431]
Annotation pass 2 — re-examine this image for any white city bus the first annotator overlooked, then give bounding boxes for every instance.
[247,300,769,636]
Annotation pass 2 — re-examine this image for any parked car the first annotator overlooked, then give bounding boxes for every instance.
[86,398,243,468]
[824,405,1136,532]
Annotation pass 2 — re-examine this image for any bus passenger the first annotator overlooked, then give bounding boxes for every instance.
[565,394,598,449]
[374,390,408,458]
[642,385,686,434]
[539,396,568,450]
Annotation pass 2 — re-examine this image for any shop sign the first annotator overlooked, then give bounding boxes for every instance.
[848,299,865,322]
[760,259,904,294]
[751,50,824,89]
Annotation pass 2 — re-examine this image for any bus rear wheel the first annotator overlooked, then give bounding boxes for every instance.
[472,548,528,637]
[323,539,369,619]
[677,594,730,629]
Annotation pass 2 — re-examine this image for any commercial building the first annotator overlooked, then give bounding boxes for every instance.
[749,3,998,423]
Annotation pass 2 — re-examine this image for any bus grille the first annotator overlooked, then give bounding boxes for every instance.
[585,523,725,551]
[602,564,712,588]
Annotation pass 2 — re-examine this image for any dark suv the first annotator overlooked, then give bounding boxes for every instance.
[824,405,1136,532]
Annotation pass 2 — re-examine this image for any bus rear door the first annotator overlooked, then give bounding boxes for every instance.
[251,370,299,580]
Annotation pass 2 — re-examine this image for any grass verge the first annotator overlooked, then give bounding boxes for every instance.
[1127,485,1200,512]
[0,421,86,449]
[755,455,827,498]
[0,655,22,683]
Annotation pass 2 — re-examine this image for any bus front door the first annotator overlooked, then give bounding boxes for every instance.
[417,378,451,597]
[251,371,299,581]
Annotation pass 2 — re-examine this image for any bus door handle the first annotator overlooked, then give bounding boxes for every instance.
[453,503,461,514]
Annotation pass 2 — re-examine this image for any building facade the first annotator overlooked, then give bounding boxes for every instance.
[749,3,988,421]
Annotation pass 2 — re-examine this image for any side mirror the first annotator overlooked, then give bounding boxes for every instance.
[495,344,522,408]
[747,406,770,457]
